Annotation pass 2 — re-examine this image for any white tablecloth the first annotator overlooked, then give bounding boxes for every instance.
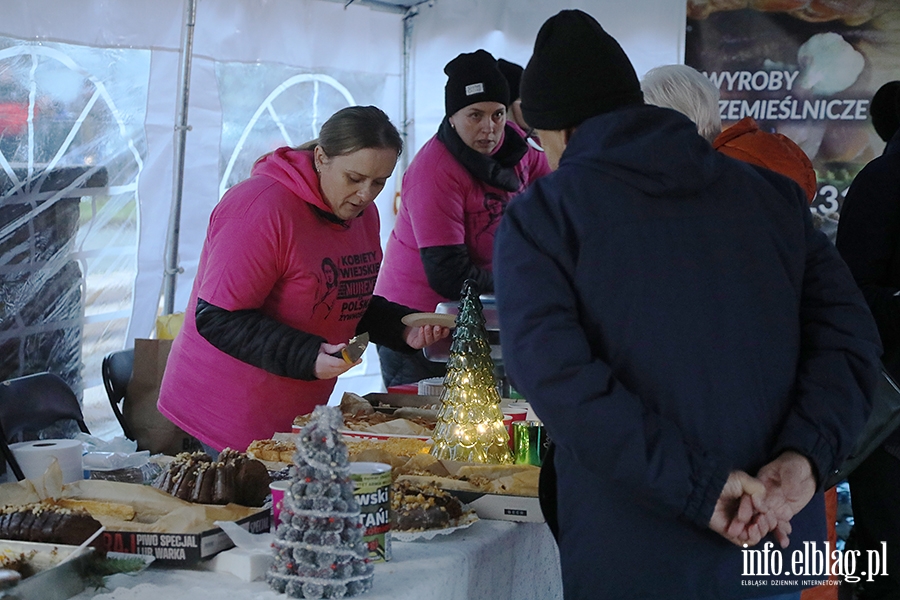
[72,520,562,600]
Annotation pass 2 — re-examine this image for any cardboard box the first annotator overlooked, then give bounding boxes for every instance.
[101,508,271,566]
[441,460,544,523]
[293,393,441,440]
[341,431,431,442]
[446,490,545,523]
[362,392,440,409]
[395,459,544,524]
[0,540,95,600]
[0,474,272,567]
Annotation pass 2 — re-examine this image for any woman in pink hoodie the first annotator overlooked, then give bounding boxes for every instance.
[375,50,550,388]
[158,106,449,452]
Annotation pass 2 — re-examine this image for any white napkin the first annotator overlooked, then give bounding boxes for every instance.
[205,521,275,582]
[213,520,273,553]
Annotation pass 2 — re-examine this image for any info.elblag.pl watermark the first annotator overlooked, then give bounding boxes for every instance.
[741,541,889,587]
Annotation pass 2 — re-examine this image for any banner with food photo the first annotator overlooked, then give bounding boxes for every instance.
[685,0,900,219]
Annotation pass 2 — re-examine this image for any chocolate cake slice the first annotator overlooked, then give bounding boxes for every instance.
[0,503,104,549]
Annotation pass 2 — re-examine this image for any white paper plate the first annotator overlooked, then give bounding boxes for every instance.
[391,510,478,542]
[401,312,457,329]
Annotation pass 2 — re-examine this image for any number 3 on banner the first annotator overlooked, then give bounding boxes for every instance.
[814,185,845,217]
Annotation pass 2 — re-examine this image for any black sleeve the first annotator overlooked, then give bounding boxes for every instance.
[357,295,417,354]
[420,244,493,301]
[195,298,326,381]
[836,167,900,351]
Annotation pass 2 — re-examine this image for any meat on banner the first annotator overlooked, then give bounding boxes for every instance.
[685,0,900,219]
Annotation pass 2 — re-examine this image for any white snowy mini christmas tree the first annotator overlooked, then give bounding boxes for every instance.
[267,405,373,599]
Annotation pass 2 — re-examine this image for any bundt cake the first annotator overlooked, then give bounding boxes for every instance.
[153,449,270,507]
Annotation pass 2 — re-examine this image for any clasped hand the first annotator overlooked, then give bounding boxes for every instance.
[708,451,817,549]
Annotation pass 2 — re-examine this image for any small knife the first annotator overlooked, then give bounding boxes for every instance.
[331,331,369,364]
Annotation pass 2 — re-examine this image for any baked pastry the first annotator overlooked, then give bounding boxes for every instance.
[246,439,296,463]
[346,437,430,460]
[54,498,136,521]
[152,449,270,507]
[390,480,465,531]
[0,503,104,549]
[293,392,438,433]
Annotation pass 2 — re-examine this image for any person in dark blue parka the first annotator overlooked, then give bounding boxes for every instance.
[835,81,900,600]
[494,10,882,600]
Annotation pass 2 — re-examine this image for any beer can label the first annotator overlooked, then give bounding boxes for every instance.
[349,461,392,561]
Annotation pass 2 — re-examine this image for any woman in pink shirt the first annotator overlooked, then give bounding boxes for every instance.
[158,106,449,452]
[374,50,550,388]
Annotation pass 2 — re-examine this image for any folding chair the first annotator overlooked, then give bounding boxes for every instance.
[101,348,135,441]
[0,372,90,481]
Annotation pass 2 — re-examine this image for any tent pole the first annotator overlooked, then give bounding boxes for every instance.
[162,0,198,316]
[400,7,417,174]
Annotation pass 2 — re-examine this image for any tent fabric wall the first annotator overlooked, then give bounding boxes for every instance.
[171,1,404,334]
[0,0,685,397]
[408,0,686,154]
[1,0,404,349]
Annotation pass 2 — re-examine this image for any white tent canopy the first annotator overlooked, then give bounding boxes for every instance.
[0,0,684,398]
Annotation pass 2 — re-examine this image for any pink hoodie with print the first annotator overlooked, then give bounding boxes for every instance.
[158,147,382,451]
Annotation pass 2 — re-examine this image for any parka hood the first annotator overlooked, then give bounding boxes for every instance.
[561,104,722,198]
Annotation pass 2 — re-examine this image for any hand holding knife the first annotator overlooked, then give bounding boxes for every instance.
[329,332,369,364]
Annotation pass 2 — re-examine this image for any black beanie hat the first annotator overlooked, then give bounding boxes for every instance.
[444,49,510,117]
[870,81,900,142]
[520,10,644,131]
[498,59,524,102]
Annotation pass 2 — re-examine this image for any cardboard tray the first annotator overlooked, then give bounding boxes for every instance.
[292,393,441,440]
[101,508,271,566]
[341,430,431,442]
[0,540,94,600]
[362,392,441,409]
[395,460,544,524]
[445,490,544,523]
[347,393,440,440]
[0,477,273,568]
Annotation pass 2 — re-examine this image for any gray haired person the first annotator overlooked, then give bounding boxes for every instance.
[641,63,722,143]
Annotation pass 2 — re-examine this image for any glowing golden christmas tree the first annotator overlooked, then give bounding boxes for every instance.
[430,281,512,464]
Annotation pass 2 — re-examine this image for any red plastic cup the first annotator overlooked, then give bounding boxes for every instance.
[503,407,528,447]
[502,414,513,435]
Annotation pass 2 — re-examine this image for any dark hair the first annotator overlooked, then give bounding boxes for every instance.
[322,257,339,286]
[298,105,403,157]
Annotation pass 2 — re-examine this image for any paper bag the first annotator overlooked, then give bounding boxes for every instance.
[125,338,198,456]
[155,313,185,340]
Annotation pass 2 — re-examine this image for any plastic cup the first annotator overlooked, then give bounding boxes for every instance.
[503,407,528,422]
[502,407,528,446]
[502,414,514,442]
[270,480,291,528]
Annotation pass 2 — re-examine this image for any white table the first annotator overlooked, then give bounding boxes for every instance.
[72,520,562,600]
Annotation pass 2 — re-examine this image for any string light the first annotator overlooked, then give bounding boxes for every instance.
[430,281,512,464]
